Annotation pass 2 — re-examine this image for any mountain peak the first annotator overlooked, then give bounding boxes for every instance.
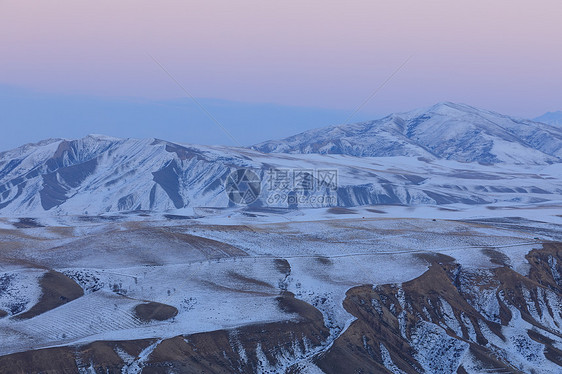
[428,101,462,111]
[416,102,494,117]
[535,111,562,126]
[254,102,562,164]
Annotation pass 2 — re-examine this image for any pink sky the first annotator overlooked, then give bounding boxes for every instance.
[1,0,561,116]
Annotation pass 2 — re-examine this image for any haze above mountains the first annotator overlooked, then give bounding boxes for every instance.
[1,102,562,215]
[1,84,559,152]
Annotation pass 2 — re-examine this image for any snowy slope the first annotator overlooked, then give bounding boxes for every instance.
[254,102,562,164]
[0,136,252,215]
[0,212,561,373]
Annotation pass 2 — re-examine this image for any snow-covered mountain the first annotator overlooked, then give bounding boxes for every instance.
[535,110,562,126]
[254,102,562,165]
[0,135,254,215]
[1,103,562,215]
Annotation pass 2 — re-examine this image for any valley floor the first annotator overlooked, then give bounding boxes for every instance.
[0,204,561,373]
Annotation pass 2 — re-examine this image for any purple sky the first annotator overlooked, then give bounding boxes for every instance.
[1,1,561,124]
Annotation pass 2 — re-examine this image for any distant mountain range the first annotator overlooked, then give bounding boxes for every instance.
[255,102,562,164]
[1,102,562,215]
[535,110,562,126]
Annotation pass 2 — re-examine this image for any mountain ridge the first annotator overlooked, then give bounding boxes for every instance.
[1,102,562,215]
[254,102,562,165]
